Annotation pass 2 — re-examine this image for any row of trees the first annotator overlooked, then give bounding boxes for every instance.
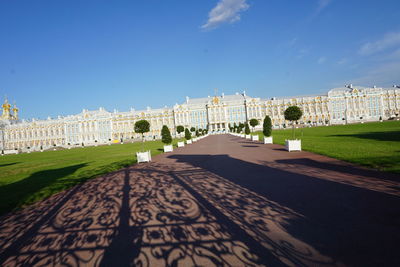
[228,106,302,139]
[228,119,259,135]
[134,105,302,148]
[176,125,207,138]
[134,119,208,150]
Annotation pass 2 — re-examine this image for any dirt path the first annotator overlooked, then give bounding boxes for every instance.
[0,134,399,266]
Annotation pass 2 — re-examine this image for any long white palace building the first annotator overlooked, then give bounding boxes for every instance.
[1,84,399,152]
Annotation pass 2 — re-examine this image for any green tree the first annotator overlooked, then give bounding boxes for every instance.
[263,115,272,137]
[249,118,259,132]
[161,125,172,145]
[134,120,150,151]
[190,127,196,132]
[176,125,184,136]
[185,128,192,140]
[284,106,303,139]
[195,130,200,137]
[245,123,250,135]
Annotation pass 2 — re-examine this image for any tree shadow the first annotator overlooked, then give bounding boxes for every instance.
[0,163,88,215]
[0,162,20,168]
[330,131,400,142]
[168,154,400,266]
[273,148,287,151]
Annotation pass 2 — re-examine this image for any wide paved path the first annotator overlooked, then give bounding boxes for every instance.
[0,134,399,266]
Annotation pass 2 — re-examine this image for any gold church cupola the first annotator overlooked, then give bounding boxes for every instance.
[2,98,11,120]
[1,98,19,121]
[13,103,19,120]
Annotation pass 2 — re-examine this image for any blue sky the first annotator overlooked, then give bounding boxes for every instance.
[1,0,399,119]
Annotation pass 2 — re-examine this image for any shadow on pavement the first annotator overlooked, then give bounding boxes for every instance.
[169,154,400,266]
[1,153,399,266]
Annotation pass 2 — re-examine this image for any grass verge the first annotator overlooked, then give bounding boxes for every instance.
[0,138,186,216]
[255,121,400,174]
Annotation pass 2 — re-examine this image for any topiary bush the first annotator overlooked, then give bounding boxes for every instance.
[245,123,250,135]
[134,119,151,151]
[284,106,303,139]
[263,115,272,137]
[249,118,259,132]
[161,125,172,145]
[185,128,192,140]
[176,125,184,136]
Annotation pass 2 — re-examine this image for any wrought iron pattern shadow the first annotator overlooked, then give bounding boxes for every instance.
[169,154,400,266]
[0,163,274,266]
[1,153,399,266]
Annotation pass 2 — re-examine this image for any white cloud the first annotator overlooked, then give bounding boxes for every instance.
[318,56,326,64]
[359,31,400,56]
[316,0,332,14]
[201,0,249,30]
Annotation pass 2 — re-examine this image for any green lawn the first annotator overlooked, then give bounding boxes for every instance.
[0,138,185,216]
[256,121,400,173]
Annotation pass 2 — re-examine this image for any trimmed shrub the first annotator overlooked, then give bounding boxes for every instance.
[245,123,250,135]
[263,115,272,137]
[176,125,184,135]
[249,118,259,132]
[134,119,151,151]
[161,125,172,144]
[185,128,192,140]
[284,106,303,139]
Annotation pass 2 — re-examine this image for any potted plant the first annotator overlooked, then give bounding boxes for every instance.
[249,119,259,141]
[134,119,151,163]
[176,125,184,137]
[263,115,273,144]
[284,106,303,152]
[185,128,192,144]
[245,123,251,139]
[161,125,173,152]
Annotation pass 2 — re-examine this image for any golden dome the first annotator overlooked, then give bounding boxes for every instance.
[212,96,219,105]
[2,99,11,109]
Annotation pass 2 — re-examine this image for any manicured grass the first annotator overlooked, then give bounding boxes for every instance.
[256,121,400,173]
[0,138,185,216]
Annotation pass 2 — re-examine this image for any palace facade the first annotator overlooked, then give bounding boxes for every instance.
[1,84,399,152]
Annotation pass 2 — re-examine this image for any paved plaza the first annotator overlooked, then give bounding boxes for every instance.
[0,135,399,266]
